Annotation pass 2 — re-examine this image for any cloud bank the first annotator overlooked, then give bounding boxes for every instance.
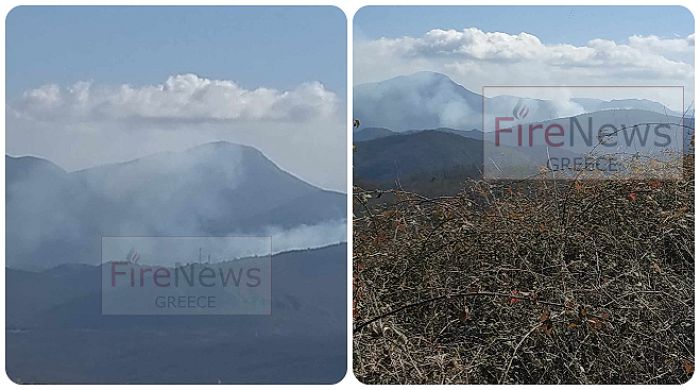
[355,28,694,104]
[13,74,339,123]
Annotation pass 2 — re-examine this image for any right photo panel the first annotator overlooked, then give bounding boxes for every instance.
[353,6,694,384]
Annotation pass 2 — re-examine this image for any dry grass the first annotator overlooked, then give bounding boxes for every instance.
[353,157,694,384]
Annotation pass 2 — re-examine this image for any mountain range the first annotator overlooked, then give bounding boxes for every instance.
[6,244,346,384]
[5,141,347,383]
[354,71,685,133]
[6,141,346,270]
[353,72,692,195]
[354,130,483,195]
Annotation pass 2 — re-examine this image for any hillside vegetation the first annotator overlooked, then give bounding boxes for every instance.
[353,156,694,384]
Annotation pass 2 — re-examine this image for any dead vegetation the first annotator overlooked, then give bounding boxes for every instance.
[353,157,694,384]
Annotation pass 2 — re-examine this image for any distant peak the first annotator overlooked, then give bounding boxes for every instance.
[405,70,451,79]
[390,71,455,84]
[5,154,67,173]
[356,71,456,88]
[185,140,261,155]
[190,140,248,149]
[378,71,476,95]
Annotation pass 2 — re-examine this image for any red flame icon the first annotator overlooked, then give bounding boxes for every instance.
[512,100,529,120]
[126,248,140,264]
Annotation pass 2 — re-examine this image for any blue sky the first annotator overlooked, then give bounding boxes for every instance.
[354,6,694,44]
[6,6,346,98]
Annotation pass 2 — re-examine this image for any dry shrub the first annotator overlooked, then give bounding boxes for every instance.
[353,156,694,384]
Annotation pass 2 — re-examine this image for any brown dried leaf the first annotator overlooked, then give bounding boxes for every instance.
[682,359,694,375]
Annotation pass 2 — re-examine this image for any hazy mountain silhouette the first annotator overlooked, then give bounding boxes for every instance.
[353,72,691,194]
[353,126,483,143]
[353,130,486,195]
[571,98,683,116]
[6,244,346,384]
[353,127,396,142]
[353,129,585,195]
[6,141,346,270]
[354,71,683,132]
[354,71,483,131]
[405,127,484,140]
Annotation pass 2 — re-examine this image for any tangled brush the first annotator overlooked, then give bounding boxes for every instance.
[353,156,694,384]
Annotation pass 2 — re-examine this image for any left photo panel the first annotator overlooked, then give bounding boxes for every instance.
[5,6,347,384]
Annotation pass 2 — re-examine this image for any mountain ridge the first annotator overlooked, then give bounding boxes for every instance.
[6,141,346,270]
[354,71,685,132]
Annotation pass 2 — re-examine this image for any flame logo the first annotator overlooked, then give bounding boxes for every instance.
[126,248,140,264]
[512,100,530,120]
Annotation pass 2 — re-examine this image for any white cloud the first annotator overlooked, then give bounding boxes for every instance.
[13,74,339,123]
[628,34,694,54]
[355,28,694,103]
[7,74,346,192]
[359,28,693,72]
